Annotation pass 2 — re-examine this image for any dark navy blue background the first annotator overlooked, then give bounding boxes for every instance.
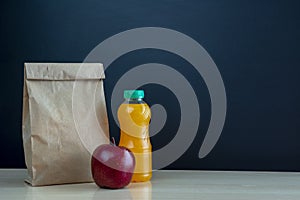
[1,0,300,170]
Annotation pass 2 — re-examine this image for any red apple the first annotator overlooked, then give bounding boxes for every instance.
[91,139,135,189]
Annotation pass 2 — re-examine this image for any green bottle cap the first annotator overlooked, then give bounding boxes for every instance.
[124,90,144,99]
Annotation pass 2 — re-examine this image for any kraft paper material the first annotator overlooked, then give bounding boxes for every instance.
[22,63,109,186]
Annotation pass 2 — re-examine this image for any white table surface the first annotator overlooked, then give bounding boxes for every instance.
[0,169,300,200]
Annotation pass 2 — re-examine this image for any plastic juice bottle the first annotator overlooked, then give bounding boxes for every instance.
[118,90,152,182]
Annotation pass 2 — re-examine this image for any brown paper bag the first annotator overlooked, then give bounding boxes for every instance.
[22,63,109,186]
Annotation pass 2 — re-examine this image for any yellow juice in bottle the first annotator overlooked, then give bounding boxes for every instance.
[118,90,152,182]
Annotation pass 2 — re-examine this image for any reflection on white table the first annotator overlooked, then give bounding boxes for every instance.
[0,169,300,200]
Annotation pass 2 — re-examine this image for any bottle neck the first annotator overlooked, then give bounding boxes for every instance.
[124,98,144,104]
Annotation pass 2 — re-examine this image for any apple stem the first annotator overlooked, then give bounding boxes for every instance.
[111,137,116,146]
